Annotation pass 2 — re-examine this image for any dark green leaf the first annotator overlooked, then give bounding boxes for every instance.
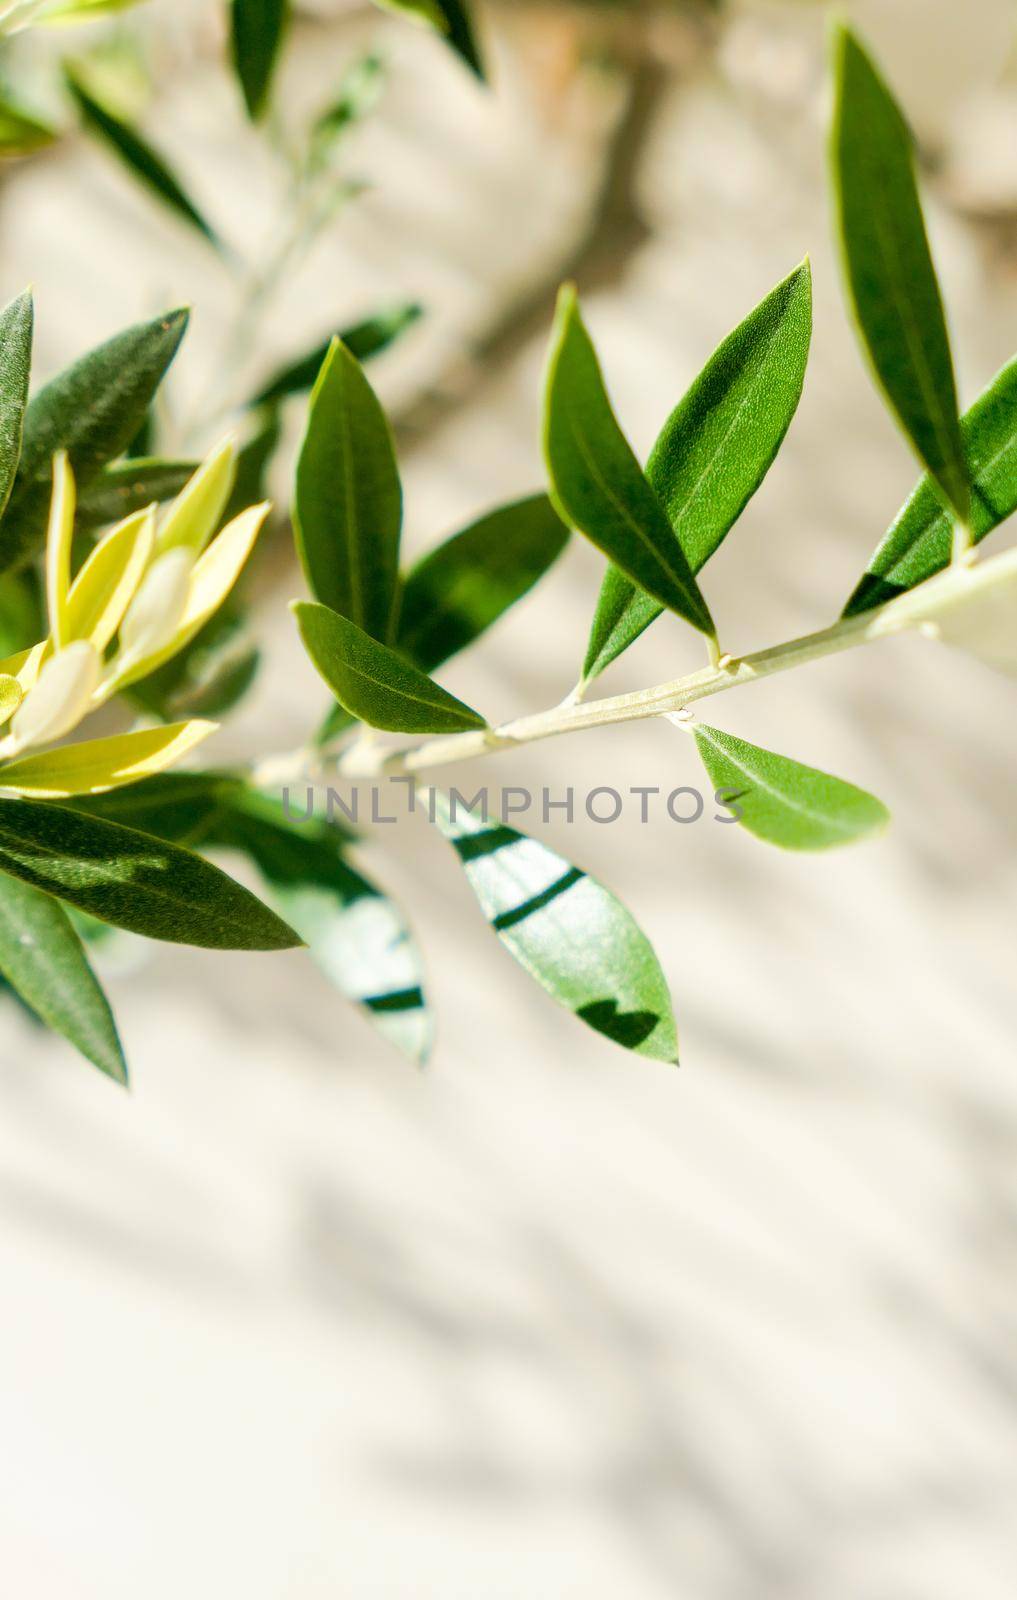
[295,601,486,733]
[69,770,245,844]
[372,0,485,79]
[0,800,302,950]
[252,302,422,408]
[294,336,402,639]
[694,725,890,851]
[214,797,431,1061]
[544,285,715,641]
[583,262,812,683]
[75,457,197,530]
[398,493,569,672]
[0,97,56,155]
[230,0,289,121]
[66,68,220,249]
[432,791,677,1061]
[0,872,126,1082]
[843,352,1017,616]
[831,25,968,521]
[0,290,33,521]
[0,306,189,574]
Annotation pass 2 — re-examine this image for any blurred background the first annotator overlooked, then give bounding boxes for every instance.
[2,1,1017,1594]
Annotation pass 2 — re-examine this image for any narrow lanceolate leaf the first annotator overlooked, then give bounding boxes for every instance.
[432,792,678,1061]
[252,303,422,407]
[0,291,32,520]
[371,0,485,79]
[69,770,247,844]
[66,508,155,650]
[0,800,301,949]
[544,285,714,641]
[584,262,813,683]
[45,451,75,648]
[66,69,219,249]
[295,602,486,733]
[843,353,1017,616]
[107,501,269,692]
[694,725,890,851]
[397,494,569,672]
[0,306,189,575]
[230,0,289,121]
[0,873,126,1083]
[75,458,197,530]
[214,797,432,1062]
[294,337,402,640]
[154,439,237,556]
[0,99,56,154]
[831,25,968,522]
[0,720,215,798]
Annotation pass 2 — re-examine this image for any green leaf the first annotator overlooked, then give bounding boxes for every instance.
[294,601,487,733]
[252,302,422,408]
[0,799,301,949]
[0,720,215,798]
[831,24,968,522]
[70,769,246,844]
[544,285,715,641]
[309,53,385,157]
[0,306,189,575]
[0,872,126,1083]
[223,405,280,524]
[0,97,56,154]
[370,0,485,79]
[693,725,890,851]
[66,67,220,249]
[583,262,812,683]
[0,290,33,521]
[293,336,402,640]
[75,457,197,529]
[397,494,569,672]
[843,352,1017,616]
[432,791,677,1061]
[214,796,431,1062]
[230,0,289,122]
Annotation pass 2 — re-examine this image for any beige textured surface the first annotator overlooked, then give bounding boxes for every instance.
[2,3,1017,1595]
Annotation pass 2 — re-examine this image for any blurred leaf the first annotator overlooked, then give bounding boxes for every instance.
[131,601,260,720]
[544,285,715,642]
[831,25,968,522]
[0,98,55,154]
[215,795,431,1062]
[371,0,485,80]
[295,601,486,733]
[0,306,189,575]
[252,302,421,408]
[694,725,890,851]
[584,262,812,683]
[309,53,385,158]
[0,291,32,520]
[0,800,302,949]
[0,673,22,723]
[0,720,215,797]
[398,494,569,672]
[36,0,150,20]
[294,337,402,640]
[0,572,42,659]
[844,353,1017,616]
[75,457,196,529]
[0,873,126,1083]
[66,67,220,249]
[230,0,289,121]
[66,507,154,649]
[223,406,280,523]
[432,791,678,1061]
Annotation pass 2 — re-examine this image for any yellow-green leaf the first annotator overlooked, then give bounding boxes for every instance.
[0,640,46,693]
[0,674,23,726]
[65,505,155,650]
[0,719,215,797]
[45,450,75,648]
[106,502,269,693]
[154,438,237,557]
